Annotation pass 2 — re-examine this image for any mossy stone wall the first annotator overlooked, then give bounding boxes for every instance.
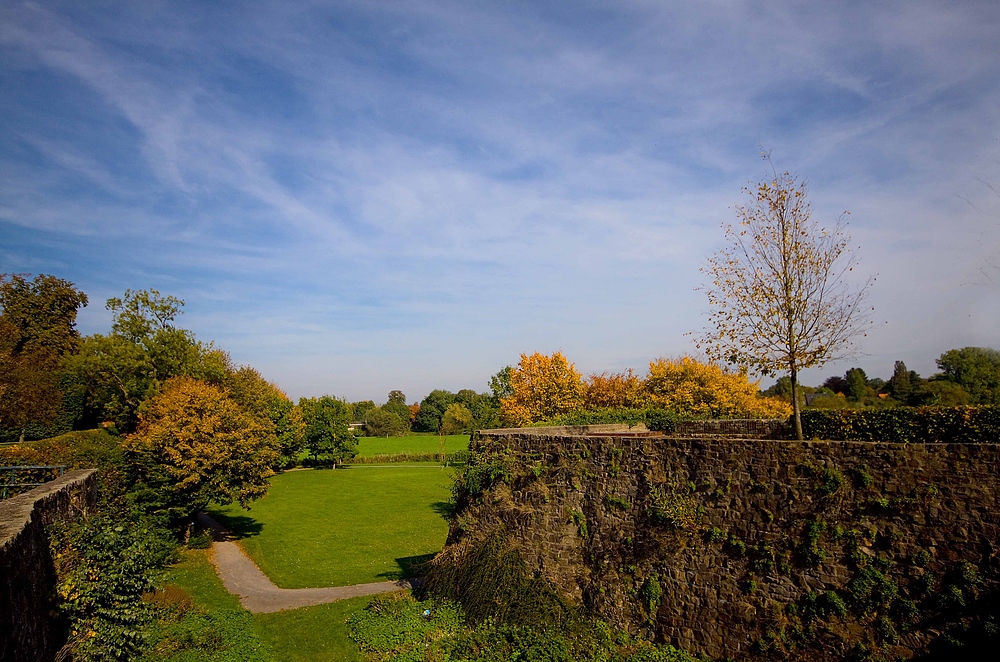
[449,430,1000,660]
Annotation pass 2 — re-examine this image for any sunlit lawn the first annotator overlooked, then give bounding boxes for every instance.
[160,549,367,662]
[208,465,454,588]
[355,433,469,457]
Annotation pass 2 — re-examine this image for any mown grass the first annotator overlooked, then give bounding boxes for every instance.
[208,466,454,588]
[355,433,469,457]
[255,597,369,662]
[156,549,368,661]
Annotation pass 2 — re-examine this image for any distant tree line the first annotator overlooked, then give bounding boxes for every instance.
[762,348,1000,409]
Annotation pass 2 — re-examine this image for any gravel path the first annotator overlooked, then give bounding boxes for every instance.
[195,512,413,614]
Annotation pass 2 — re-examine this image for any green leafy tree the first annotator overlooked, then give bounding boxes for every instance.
[845,367,871,401]
[466,392,501,430]
[440,403,474,435]
[227,366,305,468]
[364,406,410,437]
[909,380,971,406]
[489,366,514,402]
[414,389,456,432]
[935,347,1000,405]
[382,390,412,433]
[352,400,377,423]
[696,163,874,439]
[0,274,89,440]
[299,396,357,466]
[887,361,912,401]
[0,273,89,355]
[66,290,227,431]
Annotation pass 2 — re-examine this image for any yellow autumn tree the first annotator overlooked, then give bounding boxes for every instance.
[501,352,585,426]
[644,356,791,419]
[584,369,646,409]
[126,376,279,525]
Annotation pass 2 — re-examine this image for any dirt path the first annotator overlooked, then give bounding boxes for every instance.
[195,512,413,614]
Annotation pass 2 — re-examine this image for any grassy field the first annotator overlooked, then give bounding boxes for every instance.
[208,465,454,588]
[355,433,469,457]
[160,549,368,661]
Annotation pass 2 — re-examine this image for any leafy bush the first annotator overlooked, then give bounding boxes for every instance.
[48,515,175,661]
[348,590,699,662]
[799,405,1000,443]
[137,606,272,661]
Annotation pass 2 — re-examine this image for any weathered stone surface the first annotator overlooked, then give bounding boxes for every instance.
[449,429,1000,660]
[1,470,97,662]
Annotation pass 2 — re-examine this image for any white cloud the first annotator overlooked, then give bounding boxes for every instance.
[2,0,999,399]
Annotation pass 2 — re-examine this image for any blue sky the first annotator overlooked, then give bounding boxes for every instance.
[2,0,999,402]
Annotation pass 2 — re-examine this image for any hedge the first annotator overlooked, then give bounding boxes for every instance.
[799,406,1000,443]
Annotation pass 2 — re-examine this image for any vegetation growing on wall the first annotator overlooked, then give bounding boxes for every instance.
[348,590,699,662]
[444,431,1000,662]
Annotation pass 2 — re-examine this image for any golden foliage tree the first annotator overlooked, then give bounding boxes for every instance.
[126,376,279,524]
[584,369,646,409]
[644,356,791,419]
[501,352,584,426]
[697,164,873,439]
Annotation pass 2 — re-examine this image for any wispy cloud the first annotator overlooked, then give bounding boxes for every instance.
[2,0,999,399]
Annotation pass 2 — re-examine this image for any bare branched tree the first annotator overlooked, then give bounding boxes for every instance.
[696,161,875,439]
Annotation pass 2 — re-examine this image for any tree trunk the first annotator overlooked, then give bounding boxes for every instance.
[790,367,804,440]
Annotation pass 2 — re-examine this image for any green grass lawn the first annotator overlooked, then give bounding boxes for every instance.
[208,465,454,588]
[160,549,369,661]
[254,597,369,662]
[355,433,469,457]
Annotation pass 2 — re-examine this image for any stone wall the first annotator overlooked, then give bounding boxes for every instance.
[672,418,789,439]
[0,470,98,662]
[448,429,1000,660]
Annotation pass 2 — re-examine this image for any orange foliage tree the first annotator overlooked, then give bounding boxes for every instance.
[584,369,646,409]
[126,376,279,525]
[501,352,585,426]
[644,356,791,419]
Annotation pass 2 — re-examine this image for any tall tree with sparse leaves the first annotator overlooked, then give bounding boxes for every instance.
[696,161,874,439]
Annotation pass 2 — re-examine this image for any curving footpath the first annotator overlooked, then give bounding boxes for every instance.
[195,512,413,614]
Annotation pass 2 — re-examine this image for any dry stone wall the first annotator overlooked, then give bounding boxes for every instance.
[449,429,1000,660]
[0,470,97,662]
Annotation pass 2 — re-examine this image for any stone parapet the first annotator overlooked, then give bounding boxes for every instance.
[1,469,98,662]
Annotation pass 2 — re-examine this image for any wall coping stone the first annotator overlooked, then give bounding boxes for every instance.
[0,469,97,552]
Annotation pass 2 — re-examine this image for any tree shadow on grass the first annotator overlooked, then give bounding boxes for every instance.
[376,552,437,580]
[430,501,454,521]
[205,511,264,540]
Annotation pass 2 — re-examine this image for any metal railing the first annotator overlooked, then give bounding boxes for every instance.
[1,465,68,500]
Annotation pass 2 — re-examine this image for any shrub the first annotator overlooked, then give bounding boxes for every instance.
[799,405,1000,443]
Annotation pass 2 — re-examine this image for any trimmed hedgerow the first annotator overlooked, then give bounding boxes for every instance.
[799,406,1000,443]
